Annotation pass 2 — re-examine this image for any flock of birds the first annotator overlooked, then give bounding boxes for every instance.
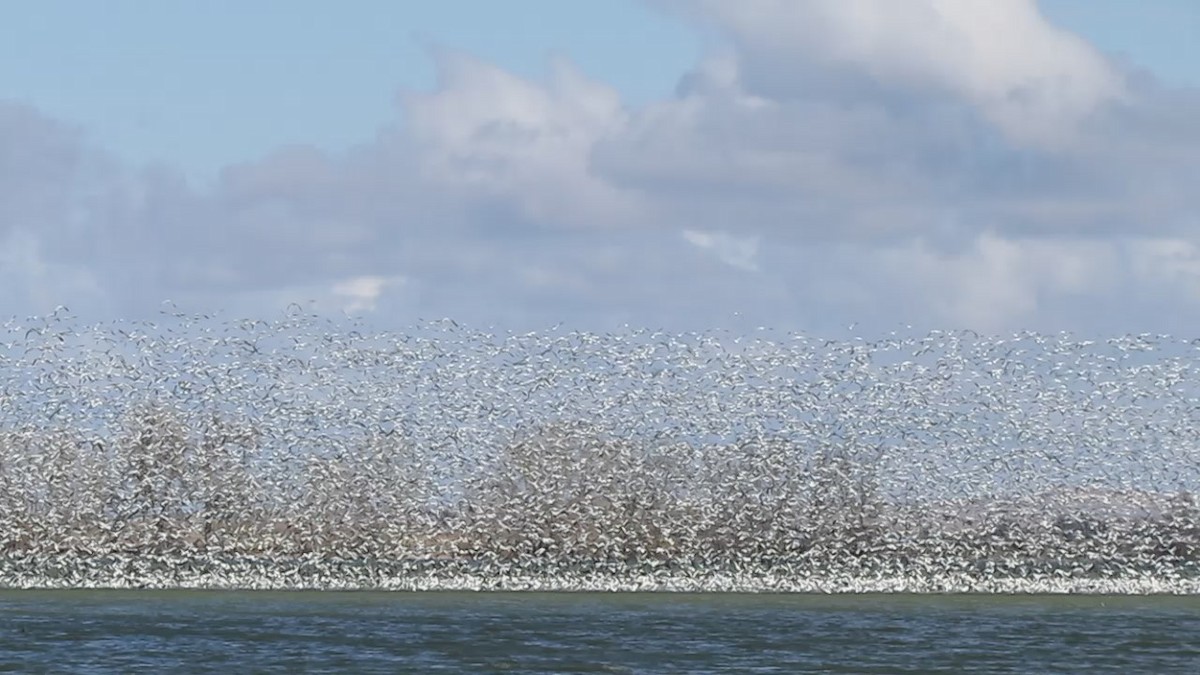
[0,308,1198,592]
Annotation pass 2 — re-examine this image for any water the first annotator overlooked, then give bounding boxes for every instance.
[2,591,1199,673]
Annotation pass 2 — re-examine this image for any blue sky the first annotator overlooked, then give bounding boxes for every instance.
[2,0,1193,183]
[1,0,701,183]
[2,1,1199,335]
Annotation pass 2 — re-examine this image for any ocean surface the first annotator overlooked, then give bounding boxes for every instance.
[1,591,1198,673]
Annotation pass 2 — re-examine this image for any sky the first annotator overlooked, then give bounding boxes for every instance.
[1,0,1199,336]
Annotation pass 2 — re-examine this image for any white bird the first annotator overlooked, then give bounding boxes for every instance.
[0,315,1196,593]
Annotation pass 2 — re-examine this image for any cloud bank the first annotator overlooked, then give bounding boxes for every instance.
[3,0,1199,335]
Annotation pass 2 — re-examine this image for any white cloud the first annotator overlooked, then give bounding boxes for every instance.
[876,233,1118,332]
[332,275,403,314]
[403,51,641,228]
[677,0,1124,147]
[1130,238,1200,297]
[682,228,760,271]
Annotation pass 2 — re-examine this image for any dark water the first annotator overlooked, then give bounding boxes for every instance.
[1,592,1199,673]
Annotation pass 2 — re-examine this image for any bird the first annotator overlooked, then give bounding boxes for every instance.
[0,313,1196,593]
